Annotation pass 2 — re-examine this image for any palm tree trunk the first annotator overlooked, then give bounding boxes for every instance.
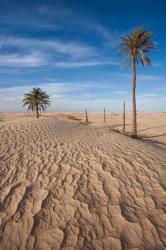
[131,56,137,138]
[36,105,39,118]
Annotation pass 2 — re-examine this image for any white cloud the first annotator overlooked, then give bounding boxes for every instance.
[35,5,125,48]
[137,93,159,98]
[0,81,114,96]
[0,82,121,111]
[0,36,96,60]
[0,53,43,67]
[114,91,129,95]
[137,97,166,112]
[0,82,165,112]
[88,25,126,48]
[0,36,118,68]
[137,74,162,82]
[54,60,118,68]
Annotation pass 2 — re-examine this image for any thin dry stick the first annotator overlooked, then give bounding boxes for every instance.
[104,108,106,122]
[85,108,89,123]
[123,100,125,132]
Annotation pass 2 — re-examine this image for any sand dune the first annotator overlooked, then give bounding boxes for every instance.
[0,116,166,249]
[68,112,166,147]
[1,112,166,147]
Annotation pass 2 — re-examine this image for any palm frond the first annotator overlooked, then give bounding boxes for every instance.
[119,27,155,67]
[23,87,50,114]
[120,54,130,68]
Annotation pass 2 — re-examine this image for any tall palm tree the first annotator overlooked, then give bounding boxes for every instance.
[119,27,156,138]
[23,87,50,118]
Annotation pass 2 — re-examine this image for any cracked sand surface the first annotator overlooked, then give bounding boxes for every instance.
[0,118,166,250]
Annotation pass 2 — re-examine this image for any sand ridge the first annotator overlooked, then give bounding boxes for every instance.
[0,118,166,249]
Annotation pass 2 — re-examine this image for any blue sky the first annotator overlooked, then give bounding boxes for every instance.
[0,0,166,112]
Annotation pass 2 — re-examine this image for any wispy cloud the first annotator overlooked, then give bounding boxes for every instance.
[0,4,125,69]
[137,74,162,82]
[111,72,164,83]
[0,81,114,95]
[0,82,123,112]
[0,36,96,60]
[137,97,166,112]
[54,60,118,68]
[35,5,125,48]
[151,62,161,68]
[0,36,120,68]
[89,25,126,48]
[114,90,129,95]
[137,93,159,98]
[0,82,165,112]
[0,53,43,67]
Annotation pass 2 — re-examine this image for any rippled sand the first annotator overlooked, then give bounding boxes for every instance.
[0,116,166,249]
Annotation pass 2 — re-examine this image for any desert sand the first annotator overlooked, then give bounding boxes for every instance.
[0,112,166,249]
[1,111,166,147]
[68,112,166,147]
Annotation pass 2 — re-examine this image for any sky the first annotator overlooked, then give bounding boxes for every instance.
[0,0,166,112]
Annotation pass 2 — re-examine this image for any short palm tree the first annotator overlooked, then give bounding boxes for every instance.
[23,87,50,118]
[119,27,156,138]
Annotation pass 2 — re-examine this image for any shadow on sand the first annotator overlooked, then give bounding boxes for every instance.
[138,125,166,132]
[140,138,166,151]
[140,133,166,139]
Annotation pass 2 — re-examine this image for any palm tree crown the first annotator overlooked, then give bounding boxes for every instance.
[23,88,50,118]
[120,27,156,67]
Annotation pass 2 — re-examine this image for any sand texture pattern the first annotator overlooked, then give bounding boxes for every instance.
[0,118,166,250]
